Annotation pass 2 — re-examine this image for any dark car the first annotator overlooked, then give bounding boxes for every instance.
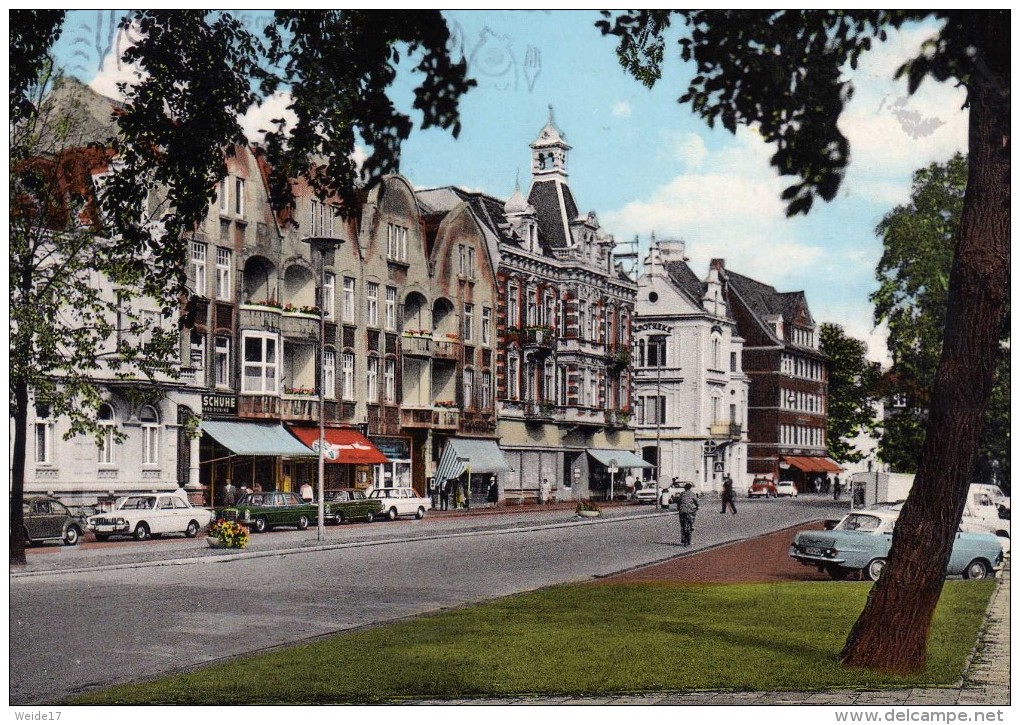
[324,488,382,524]
[215,491,318,533]
[22,496,84,546]
[747,477,778,498]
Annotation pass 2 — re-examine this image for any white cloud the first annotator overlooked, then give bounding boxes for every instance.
[87,24,144,100]
[665,131,708,171]
[239,91,298,143]
[611,101,632,118]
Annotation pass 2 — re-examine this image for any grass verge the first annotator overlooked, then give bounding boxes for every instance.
[69,579,993,704]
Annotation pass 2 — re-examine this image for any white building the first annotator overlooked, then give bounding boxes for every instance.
[631,239,749,493]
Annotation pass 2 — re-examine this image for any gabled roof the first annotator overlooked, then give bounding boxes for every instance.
[722,267,816,346]
[663,261,706,308]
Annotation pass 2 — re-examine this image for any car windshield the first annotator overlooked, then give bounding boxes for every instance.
[837,514,883,532]
[120,496,156,510]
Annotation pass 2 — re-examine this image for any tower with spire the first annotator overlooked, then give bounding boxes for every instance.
[530,105,571,181]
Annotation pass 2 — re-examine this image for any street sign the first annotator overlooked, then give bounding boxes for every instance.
[608,458,618,474]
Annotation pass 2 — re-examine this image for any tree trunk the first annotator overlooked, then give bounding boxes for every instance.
[840,15,1009,673]
[10,375,29,566]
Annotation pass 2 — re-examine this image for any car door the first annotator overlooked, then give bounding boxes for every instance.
[154,496,177,534]
[36,500,63,540]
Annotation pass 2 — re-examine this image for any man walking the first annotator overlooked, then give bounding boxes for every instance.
[720,475,737,514]
[677,483,699,546]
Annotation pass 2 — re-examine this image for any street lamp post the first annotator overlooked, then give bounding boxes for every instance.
[302,236,344,542]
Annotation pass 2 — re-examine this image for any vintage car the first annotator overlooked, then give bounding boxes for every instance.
[367,486,431,520]
[775,481,799,498]
[22,496,84,546]
[324,488,382,524]
[747,477,778,498]
[790,509,1003,581]
[86,493,213,541]
[633,482,659,504]
[215,491,318,533]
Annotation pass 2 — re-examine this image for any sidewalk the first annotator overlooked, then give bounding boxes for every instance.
[403,558,1011,707]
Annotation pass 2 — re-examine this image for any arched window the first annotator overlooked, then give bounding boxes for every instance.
[98,403,115,464]
[366,354,379,403]
[140,405,160,466]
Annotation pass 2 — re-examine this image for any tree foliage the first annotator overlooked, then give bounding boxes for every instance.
[598,10,1009,674]
[872,154,1010,482]
[819,323,880,464]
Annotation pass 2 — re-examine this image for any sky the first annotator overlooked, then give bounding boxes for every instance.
[50,10,970,364]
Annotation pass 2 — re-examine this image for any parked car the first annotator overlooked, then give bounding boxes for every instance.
[22,496,84,546]
[215,491,318,533]
[86,493,213,541]
[775,481,799,498]
[324,488,382,524]
[633,482,659,504]
[658,482,690,509]
[748,478,778,498]
[367,487,431,520]
[789,509,1003,581]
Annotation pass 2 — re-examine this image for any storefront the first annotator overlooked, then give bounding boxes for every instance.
[780,455,843,492]
[587,448,656,500]
[370,436,414,491]
[433,438,514,505]
[287,426,390,491]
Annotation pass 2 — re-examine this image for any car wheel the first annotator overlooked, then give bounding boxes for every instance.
[864,558,886,581]
[826,565,849,581]
[94,533,109,542]
[387,507,398,521]
[365,511,375,523]
[185,520,200,538]
[415,506,426,520]
[297,515,310,531]
[23,527,34,547]
[336,511,346,525]
[134,522,150,541]
[254,517,268,533]
[63,526,81,546]
[964,559,990,580]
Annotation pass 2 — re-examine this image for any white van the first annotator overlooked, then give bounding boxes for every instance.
[961,483,1010,552]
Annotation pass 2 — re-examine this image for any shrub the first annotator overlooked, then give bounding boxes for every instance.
[208,518,250,549]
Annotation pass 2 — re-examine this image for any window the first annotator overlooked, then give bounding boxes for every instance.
[190,330,206,371]
[366,282,379,327]
[323,273,335,319]
[385,287,397,330]
[242,333,279,393]
[468,247,475,276]
[463,303,474,341]
[712,338,721,369]
[589,304,599,342]
[190,242,206,297]
[214,336,231,388]
[527,296,537,326]
[578,300,587,340]
[215,247,232,300]
[366,356,379,402]
[342,277,356,323]
[543,294,555,328]
[647,336,667,367]
[588,370,598,408]
[508,285,519,327]
[323,350,336,399]
[384,358,396,403]
[34,409,53,465]
[481,307,491,345]
[234,177,245,217]
[463,368,474,408]
[310,199,327,236]
[458,244,466,275]
[507,353,519,399]
[479,371,491,411]
[544,362,554,403]
[140,405,159,466]
[386,223,408,262]
[341,353,354,400]
[730,351,738,373]
[98,403,115,464]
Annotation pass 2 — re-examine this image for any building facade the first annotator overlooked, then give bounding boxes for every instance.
[632,240,749,493]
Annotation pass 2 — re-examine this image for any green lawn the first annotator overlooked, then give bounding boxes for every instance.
[70,580,993,705]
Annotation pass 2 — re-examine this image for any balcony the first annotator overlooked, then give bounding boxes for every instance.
[400,407,434,428]
[561,405,607,428]
[280,310,319,340]
[400,334,433,358]
[432,408,460,430]
[522,326,555,352]
[460,410,496,436]
[604,347,631,370]
[239,303,282,332]
[433,338,461,361]
[525,400,557,421]
[280,395,320,422]
[239,394,280,419]
[605,409,633,428]
[710,422,743,439]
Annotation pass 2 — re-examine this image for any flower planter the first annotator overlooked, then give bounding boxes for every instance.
[576,510,601,519]
[206,536,226,549]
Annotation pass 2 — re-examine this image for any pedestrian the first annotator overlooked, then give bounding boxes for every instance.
[540,478,552,505]
[833,475,842,501]
[720,475,737,514]
[677,483,699,546]
[439,479,449,511]
[300,481,314,503]
[625,473,636,500]
[222,480,237,506]
[487,476,499,506]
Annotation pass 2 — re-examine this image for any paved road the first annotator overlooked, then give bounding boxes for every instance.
[11,497,850,704]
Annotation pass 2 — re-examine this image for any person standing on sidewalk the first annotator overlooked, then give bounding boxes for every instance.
[720,475,737,514]
[439,479,450,511]
[677,483,699,546]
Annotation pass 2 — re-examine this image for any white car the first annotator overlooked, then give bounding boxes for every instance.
[368,487,431,520]
[776,481,799,498]
[86,493,214,541]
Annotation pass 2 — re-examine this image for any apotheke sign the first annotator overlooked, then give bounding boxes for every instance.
[202,393,237,416]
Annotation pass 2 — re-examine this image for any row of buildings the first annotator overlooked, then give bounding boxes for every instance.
[19,86,836,509]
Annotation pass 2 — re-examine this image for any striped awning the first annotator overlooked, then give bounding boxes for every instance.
[433,438,514,490]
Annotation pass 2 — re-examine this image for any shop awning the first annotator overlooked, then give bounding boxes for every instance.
[200,421,316,457]
[781,456,843,473]
[287,426,389,464]
[434,438,514,490]
[587,449,656,469]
